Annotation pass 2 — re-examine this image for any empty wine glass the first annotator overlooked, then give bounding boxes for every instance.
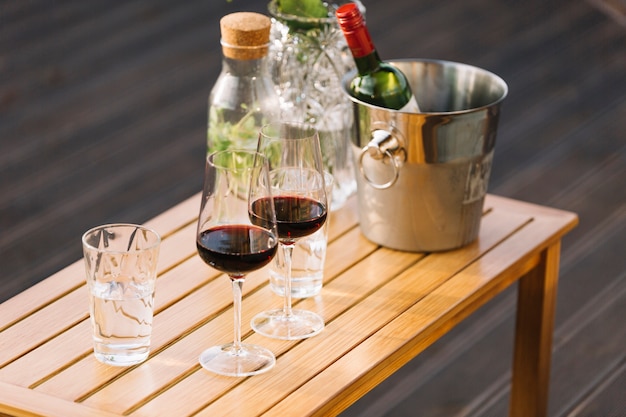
[250,122,328,340]
[196,150,279,376]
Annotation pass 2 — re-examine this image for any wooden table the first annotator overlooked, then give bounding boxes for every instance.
[0,194,577,417]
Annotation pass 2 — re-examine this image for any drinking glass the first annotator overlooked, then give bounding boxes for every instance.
[251,122,328,340]
[196,150,279,377]
[268,171,333,299]
[82,224,160,366]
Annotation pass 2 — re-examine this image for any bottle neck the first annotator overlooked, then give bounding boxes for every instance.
[221,55,269,77]
[342,26,383,75]
[353,50,383,75]
[336,3,381,75]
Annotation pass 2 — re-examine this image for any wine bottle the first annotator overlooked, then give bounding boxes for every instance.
[335,3,420,112]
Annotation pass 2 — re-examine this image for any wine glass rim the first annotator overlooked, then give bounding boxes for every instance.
[259,122,318,141]
[207,149,268,170]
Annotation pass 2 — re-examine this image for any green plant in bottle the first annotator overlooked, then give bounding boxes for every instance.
[276,0,327,18]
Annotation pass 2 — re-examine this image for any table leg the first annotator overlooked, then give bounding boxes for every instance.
[509,242,561,417]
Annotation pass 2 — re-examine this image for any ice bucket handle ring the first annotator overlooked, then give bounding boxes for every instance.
[358,129,406,190]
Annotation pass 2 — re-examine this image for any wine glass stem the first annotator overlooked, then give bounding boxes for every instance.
[230,276,245,353]
[282,244,295,318]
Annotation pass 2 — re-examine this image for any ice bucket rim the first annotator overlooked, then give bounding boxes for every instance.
[342,58,509,116]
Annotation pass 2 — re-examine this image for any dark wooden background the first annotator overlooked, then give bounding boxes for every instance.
[1,0,624,415]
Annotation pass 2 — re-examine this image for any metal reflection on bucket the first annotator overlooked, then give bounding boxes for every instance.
[343,59,508,252]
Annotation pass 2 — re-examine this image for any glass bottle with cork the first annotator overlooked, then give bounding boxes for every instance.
[207,12,280,153]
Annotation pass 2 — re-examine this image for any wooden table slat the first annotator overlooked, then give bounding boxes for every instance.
[0,381,120,417]
[0,262,85,332]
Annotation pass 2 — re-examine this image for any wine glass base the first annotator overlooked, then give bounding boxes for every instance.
[251,308,324,340]
[199,343,275,377]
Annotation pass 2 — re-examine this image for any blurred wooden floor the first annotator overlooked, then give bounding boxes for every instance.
[1,0,624,416]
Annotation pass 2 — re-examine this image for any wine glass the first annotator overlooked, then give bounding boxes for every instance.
[250,122,328,340]
[196,150,279,377]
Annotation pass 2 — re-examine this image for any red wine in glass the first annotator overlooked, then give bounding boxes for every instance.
[251,196,327,243]
[197,225,278,277]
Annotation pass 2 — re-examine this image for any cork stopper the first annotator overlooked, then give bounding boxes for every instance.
[220,12,271,60]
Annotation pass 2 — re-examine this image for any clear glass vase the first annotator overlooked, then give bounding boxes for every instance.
[267,0,363,210]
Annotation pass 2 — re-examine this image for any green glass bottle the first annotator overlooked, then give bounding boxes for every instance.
[336,3,419,111]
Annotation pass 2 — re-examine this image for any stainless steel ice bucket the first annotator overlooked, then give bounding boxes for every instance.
[343,59,508,251]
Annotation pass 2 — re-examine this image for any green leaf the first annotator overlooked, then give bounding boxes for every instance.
[278,0,328,18]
